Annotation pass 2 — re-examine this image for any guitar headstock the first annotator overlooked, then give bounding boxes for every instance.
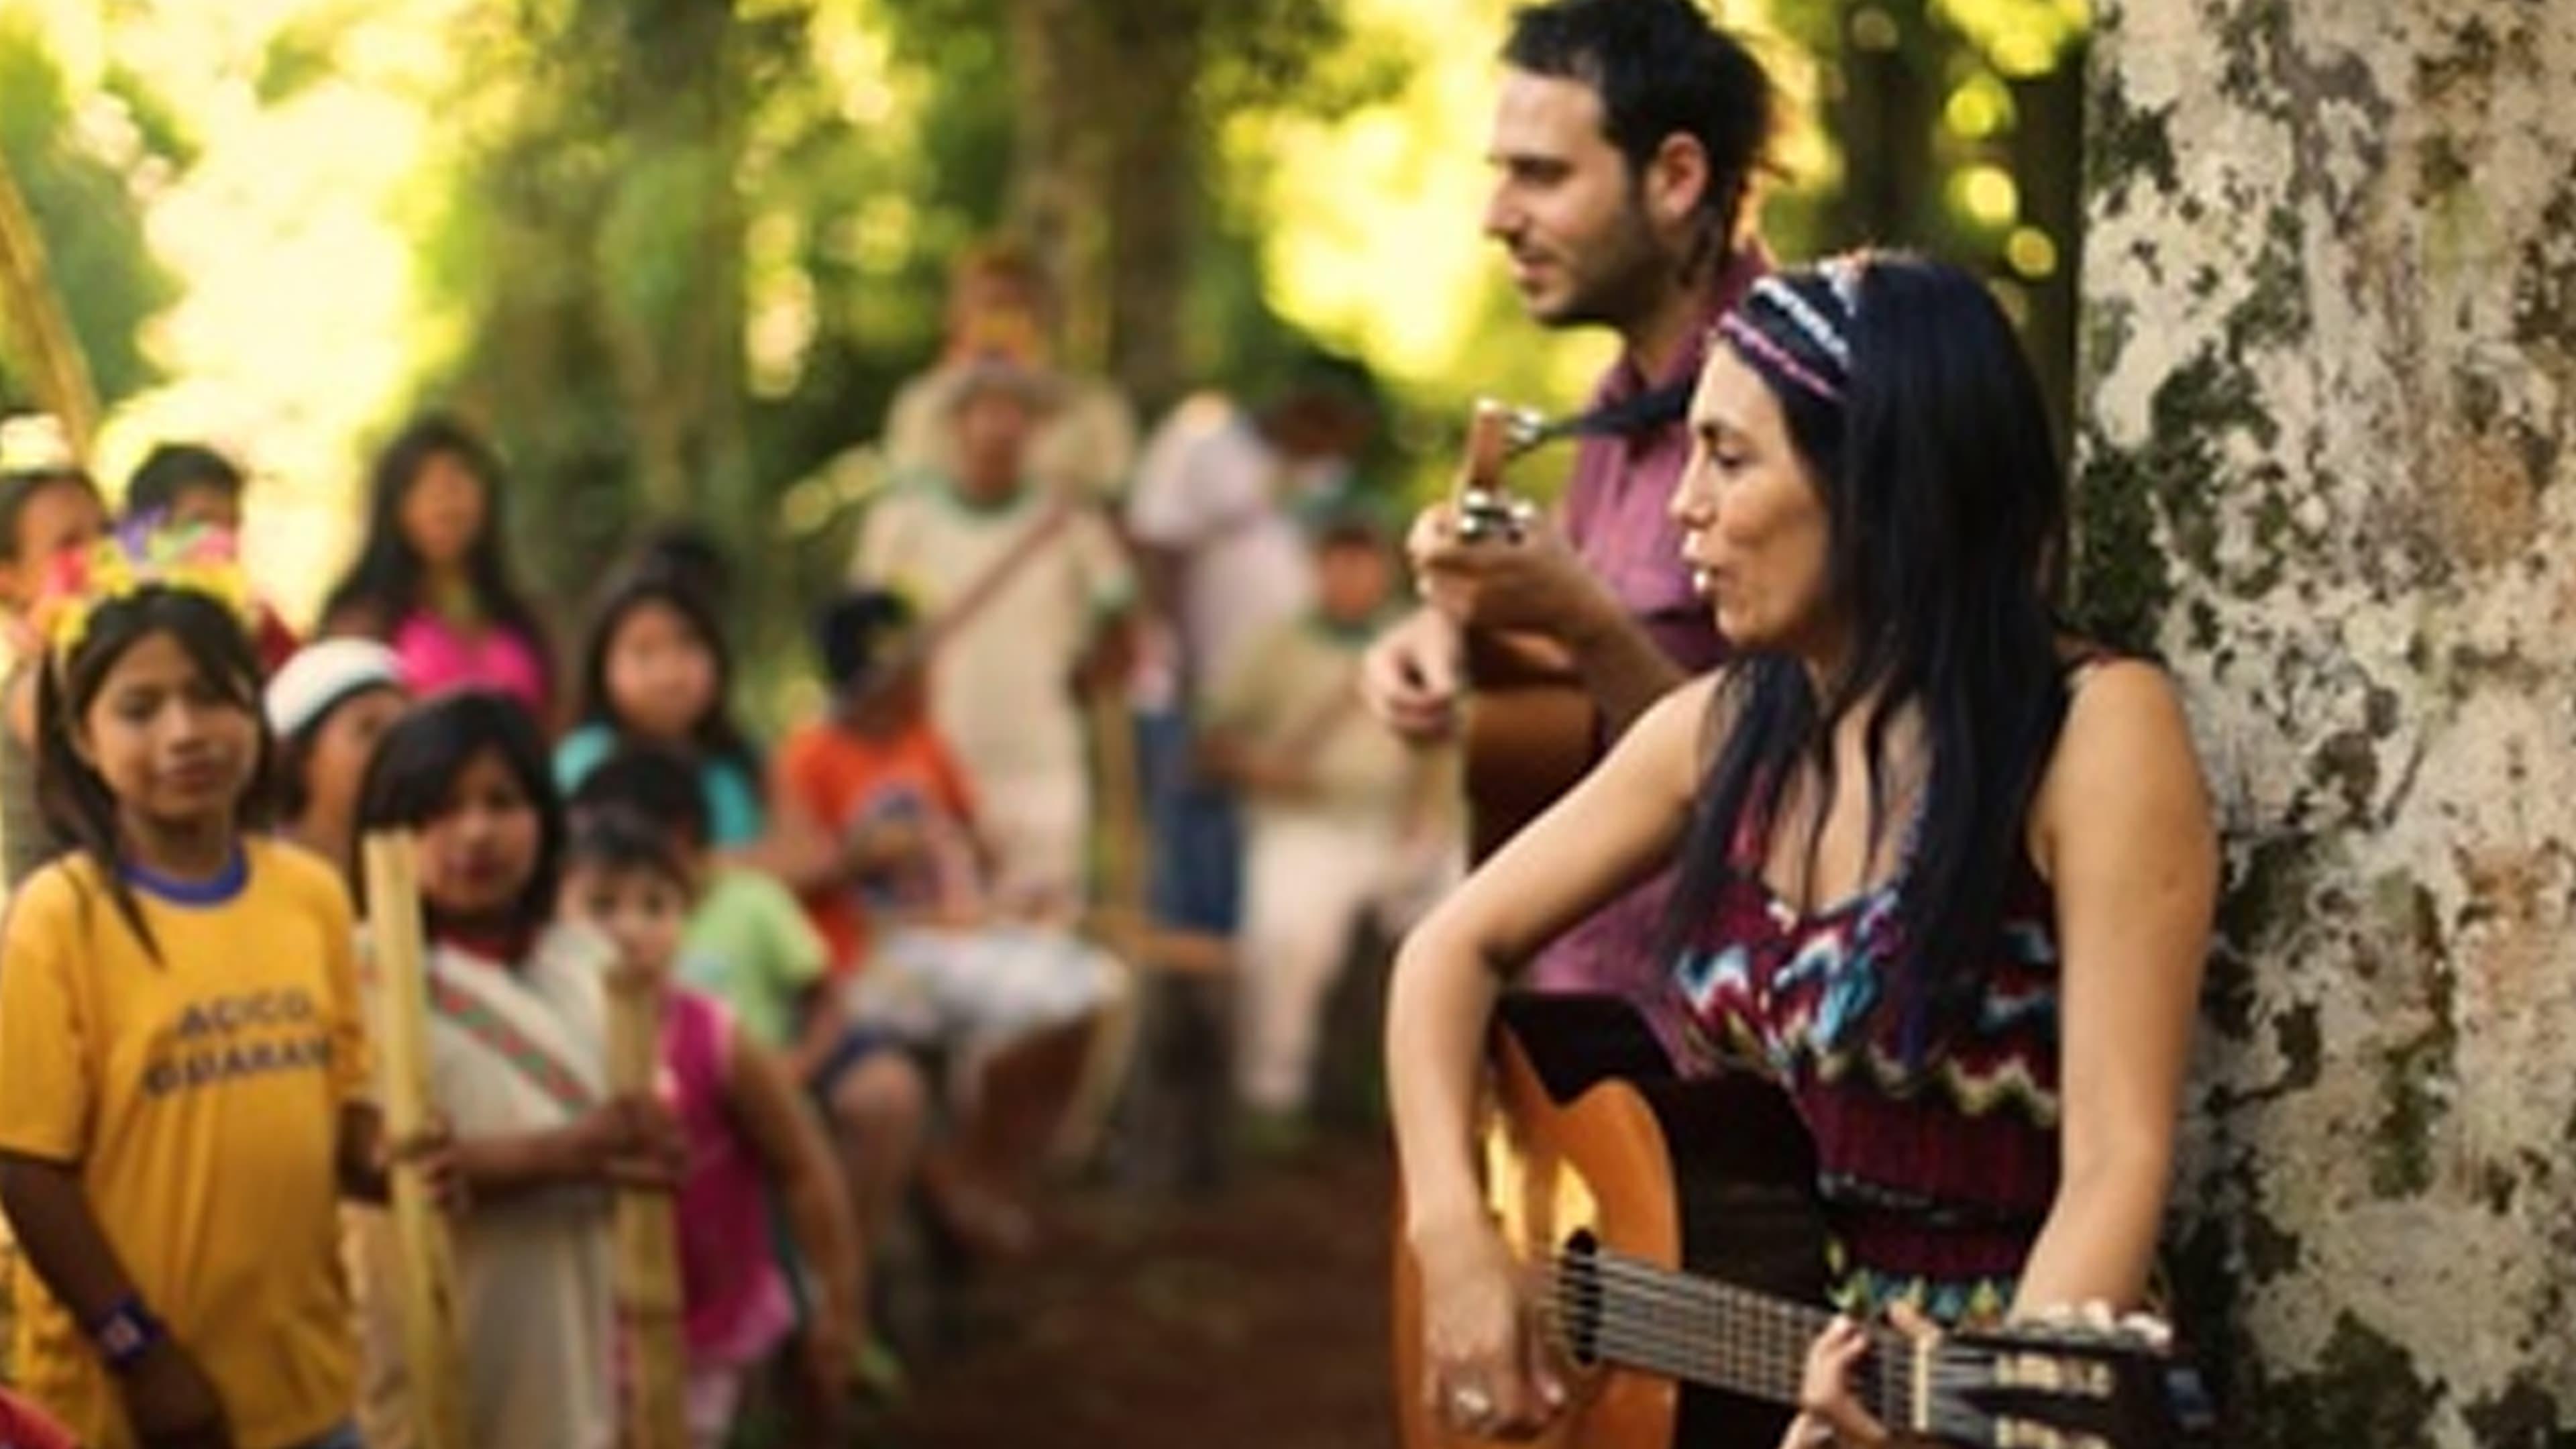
[1920,1309,2217,1449]
[1455,399,1538,543]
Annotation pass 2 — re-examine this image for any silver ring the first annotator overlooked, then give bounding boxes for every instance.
[1450,1385,1496,1421]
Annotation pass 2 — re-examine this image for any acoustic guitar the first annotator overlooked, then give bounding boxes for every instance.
[1391,994,2217,1449]
[1450,400,1601,862]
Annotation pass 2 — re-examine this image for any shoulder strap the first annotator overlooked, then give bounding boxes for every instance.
[916,497,1081,659]
[428,959,599,1118]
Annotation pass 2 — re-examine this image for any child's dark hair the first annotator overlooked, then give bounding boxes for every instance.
[627,523,733,617]
[0,468,103,564]
[812,587,918,692]
[352,690,562,932]
[123,443,246,521]
[317,413,553,679]
[573,573,760,780]
[563,804,695,897]
[37,586,273,955]
[568,745,712,853]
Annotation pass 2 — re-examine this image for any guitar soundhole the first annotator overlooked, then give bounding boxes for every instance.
[1554,1232,1605,1366]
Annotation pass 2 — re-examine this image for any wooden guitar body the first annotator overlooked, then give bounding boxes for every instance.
[1447,399,1605,864]
[1393,994,1829,1449]
[1459,630,1597,862]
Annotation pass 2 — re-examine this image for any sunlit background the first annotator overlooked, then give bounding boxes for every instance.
[0,0,2087,721]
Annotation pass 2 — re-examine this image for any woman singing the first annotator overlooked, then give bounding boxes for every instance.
[1387,254,2217,1447]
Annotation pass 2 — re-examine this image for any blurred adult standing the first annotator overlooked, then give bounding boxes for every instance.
[1125,356,1380,947]
[879,239,1137,506]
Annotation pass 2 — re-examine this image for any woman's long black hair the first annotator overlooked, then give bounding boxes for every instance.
[38,586,274,956]
[1660,255,2073,1063]
[317,413,553,678]
[572,571,761,782]
[351,690,564,936]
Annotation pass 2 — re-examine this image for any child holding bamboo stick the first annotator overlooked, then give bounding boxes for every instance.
[346,692,680,1449]
[0,525,402,1449]
[558,804,865,1446]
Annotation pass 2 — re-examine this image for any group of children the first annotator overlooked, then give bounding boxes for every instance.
[0,407,1136,1448]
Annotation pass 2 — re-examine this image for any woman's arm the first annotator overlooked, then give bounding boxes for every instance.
[2012,661,2218,1313]
[1387,677,1711,1438]
[724,1024,864,1366]
[1388,675,1711,1240]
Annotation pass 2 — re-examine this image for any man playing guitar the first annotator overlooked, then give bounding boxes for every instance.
[1362,0,1778,1055]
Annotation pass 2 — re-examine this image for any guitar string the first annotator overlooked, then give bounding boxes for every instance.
[1527,1284,1999,1436]
[1515,1252,1994,1426]
[1532,1263,1894,1407]
[1540,1251,1999,1387]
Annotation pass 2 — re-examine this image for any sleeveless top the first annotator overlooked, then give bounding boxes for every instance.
[662,987,795,1366]
[1670,806,2063,1326]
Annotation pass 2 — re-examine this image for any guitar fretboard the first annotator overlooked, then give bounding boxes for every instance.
[1552,1249,1912,1429]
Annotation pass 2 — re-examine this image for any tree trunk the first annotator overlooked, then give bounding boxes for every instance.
[2078,3,2576,1444]
[1006,0,1110,366]
[1829,0,1939,248]
[1006,0,1208,397]
[1096,3,1201,415]
[2009,49,2084,466]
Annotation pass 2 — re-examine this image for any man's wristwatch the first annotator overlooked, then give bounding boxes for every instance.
[88,1295,165,1373]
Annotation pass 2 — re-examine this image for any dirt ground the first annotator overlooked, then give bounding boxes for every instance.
[881,1134,1401,1449]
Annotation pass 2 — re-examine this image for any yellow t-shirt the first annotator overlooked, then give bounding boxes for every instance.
[0,840,368,1449]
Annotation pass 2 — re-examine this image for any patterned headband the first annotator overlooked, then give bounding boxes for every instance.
[30,516,258,662]
[1750,274,1851,370]
[1715,257,1872,407]
[1717,311,1843,405]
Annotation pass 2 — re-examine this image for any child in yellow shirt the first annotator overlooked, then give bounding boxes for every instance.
[0,525,411,1449]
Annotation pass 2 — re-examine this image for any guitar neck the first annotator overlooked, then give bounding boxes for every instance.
[1570,1250,1915,1429]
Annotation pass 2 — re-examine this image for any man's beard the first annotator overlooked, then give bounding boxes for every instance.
[1530,201,1678,333]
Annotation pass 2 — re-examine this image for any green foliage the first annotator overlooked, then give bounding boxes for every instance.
[0,16,180,414]
[388,0,2096,725]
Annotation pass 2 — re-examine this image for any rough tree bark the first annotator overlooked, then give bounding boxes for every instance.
[1005,0,1202,404]
[2078,3,2576,1444]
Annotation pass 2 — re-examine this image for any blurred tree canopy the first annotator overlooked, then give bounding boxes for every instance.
[0,13,180,447]
[1,0,2094,712]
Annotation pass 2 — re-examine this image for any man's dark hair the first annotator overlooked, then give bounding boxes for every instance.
[1503,0,1775,276]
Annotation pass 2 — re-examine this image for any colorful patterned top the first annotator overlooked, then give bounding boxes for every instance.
[1670,824,2061,1326]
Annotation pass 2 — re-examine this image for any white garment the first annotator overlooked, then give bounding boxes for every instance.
[1233,812,1402,1114]
[851,478,1133,904]
[357,924,619,1449]
[1126,400,1322,690]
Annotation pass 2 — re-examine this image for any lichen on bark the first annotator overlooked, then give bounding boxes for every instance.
[2082,1,2576,1442]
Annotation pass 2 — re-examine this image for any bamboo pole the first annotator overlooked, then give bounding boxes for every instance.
[603,965,688,1449]
[1057,682,1146,1165]
[359,832,469,1449]
[0,146,98,465]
